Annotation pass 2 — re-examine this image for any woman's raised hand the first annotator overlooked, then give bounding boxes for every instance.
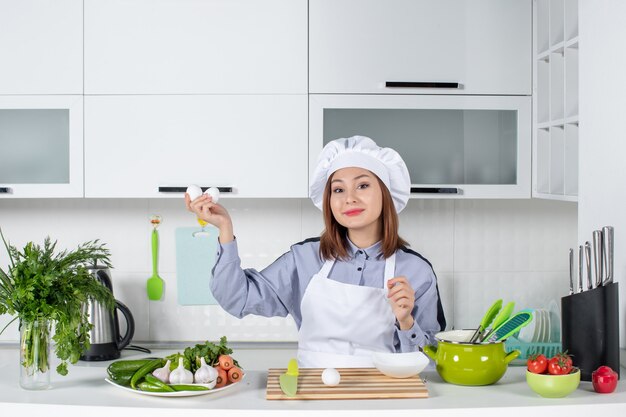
[387,276,415,330]
[185,193,234,243]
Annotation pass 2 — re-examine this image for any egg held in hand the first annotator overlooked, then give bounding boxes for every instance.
[204,186,220,203]
[321,368,341,386]
[186,184,203,201]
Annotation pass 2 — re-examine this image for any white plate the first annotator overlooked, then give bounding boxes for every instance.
[518,309,536,343]
[532,309,543,343]
[542,310,551,343]
[548,299,561,343]
[104,376,244,397]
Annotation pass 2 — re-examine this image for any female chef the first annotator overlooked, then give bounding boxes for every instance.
[186,136,446,368]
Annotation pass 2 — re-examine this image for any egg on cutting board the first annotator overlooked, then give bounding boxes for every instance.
[321,368,341,386]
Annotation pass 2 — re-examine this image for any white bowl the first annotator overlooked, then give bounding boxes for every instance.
[371,351,429,378]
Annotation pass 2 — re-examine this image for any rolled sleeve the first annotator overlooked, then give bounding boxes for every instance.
[395,321,427,352]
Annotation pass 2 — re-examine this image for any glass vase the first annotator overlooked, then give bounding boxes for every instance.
[19,318,52,390]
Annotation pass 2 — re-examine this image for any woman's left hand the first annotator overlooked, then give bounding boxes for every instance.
[387,276,415,330]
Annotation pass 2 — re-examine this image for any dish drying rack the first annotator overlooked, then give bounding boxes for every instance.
[505,337,562,365]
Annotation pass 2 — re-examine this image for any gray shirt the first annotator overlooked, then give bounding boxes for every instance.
[211,237,446,352]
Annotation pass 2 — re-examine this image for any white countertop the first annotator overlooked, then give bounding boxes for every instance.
[1,344,625,417]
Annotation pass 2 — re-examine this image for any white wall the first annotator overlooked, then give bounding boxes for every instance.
[579,0,626,347]
[0,198,576,343]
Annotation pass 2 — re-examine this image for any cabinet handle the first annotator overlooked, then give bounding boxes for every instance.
[385,81,460,89]
[0,187,12,194]
[410,187,459,194]
[158,186,233,193]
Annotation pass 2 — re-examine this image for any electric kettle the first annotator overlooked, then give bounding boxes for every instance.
[80,264,135,361]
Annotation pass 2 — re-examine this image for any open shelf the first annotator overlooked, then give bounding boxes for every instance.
[533,0,578,202]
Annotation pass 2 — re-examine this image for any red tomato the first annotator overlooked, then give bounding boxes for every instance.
[547,352,573,375]
[527,353,548,374]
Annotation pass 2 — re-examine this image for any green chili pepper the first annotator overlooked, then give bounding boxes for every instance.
[137,381,170,392]
[144,374,176,392]
[130,358,165,389]
[169,384,210,391]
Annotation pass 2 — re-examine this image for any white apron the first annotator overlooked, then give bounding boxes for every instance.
[297,253,397,368]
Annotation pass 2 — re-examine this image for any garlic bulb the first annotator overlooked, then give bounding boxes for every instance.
[169,357,194,384]
[152,359,171,383]
[194,357,218,384]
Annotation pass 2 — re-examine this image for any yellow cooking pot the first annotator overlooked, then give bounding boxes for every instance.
[423,330,520,386]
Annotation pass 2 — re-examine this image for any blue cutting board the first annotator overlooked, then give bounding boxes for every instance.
[175,226,219,305]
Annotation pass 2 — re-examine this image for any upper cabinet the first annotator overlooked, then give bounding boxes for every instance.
[0,96,84,198]
[84,95,308,198]
[310,94,531,199]
[0,0,82,94]
[84,0,307,95]
[533,0,578,202]
[309,0,531,95]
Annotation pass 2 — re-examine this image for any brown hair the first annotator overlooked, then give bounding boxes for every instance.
[319,174,408,261]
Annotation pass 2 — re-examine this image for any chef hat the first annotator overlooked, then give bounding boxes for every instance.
[309,136,411,213]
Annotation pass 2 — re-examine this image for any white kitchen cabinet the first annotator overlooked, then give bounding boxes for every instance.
[84,95,308,198]
[0,0,82,94]
[0,96,84,198]
[84,0,307,95]
[310,95,531,199]
[533,0,578,202]
[309,0,531,95]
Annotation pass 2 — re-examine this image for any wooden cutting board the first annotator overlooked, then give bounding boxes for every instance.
[266,368,428,400]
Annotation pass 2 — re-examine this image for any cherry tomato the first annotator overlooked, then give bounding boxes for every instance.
[527,353,548,374]
[547,352,573,375]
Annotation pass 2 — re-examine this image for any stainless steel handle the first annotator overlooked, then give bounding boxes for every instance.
[385,81,460,89]
[568,248,574,295]
[585,242,593,290]
[593,230,603,287]
[158,186,233,193]
[602,226,614,285]
[577,245,584,293]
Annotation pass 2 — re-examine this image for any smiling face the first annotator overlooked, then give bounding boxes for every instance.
[329,167,384,239]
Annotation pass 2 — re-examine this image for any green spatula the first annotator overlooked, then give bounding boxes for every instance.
[480,301,515,342]
[468,299,502,343]
[487,311,533,342]
[147,216,164,300]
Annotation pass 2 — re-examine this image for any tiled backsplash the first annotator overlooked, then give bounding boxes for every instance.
[0,198,577,343]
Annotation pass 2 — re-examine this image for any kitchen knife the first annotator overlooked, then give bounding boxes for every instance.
[568,248,574,295]
[585,241,593,291]
[279,358,299,397]
[577,245,584,293]
[602,226,614,285]
[593,230,603,288]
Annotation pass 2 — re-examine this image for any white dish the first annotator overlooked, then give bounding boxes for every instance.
[104,376,244,397]
[543,310,551,343]
[371,351,429,378]
[548,299,561,343]
[540,310,549,343]
[518,310,537,343]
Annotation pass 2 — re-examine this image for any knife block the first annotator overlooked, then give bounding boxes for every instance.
[561,282,620,381]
